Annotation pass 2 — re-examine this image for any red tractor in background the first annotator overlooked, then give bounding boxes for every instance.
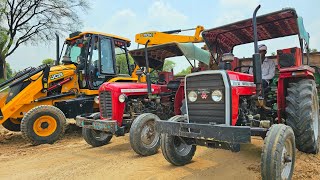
[76,42,211,155]
[153,6,319,179]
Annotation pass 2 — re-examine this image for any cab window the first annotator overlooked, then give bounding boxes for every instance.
[100,38,115,74]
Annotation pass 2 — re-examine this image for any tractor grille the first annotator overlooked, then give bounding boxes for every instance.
[186,73,226,125]
[99,91,112,119]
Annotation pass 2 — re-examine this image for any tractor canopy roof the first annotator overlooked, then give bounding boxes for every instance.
[202,8,309,55]
[129,42,210,70]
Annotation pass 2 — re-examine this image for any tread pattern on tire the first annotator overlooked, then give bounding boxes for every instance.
[21,105,66,145]
[261,124,295,180]
[286,79,320,153]
[161,115,196,166]
[130,113,161,156]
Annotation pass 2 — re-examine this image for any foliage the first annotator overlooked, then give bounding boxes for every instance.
[0,0,89,79]
[116,54,134,74]
[42,58,54,66]
[176,66,192,76]
[311,49,318,53]
[6,62,12,78]
[162,60,175,72]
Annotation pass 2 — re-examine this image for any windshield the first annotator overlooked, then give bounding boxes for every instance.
[115,46,132,74]
[64,43,82,63]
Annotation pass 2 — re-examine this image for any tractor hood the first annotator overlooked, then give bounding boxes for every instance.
[202,8,309,55]
[99,82,162,95]
[129,42,210,70]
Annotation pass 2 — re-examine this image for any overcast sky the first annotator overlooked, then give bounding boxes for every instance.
[7,0,320,73]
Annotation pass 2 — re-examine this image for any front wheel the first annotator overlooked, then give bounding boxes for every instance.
[82,128,113,147]
[130,113,161,156]
[21,105,66,145]
[160,115,196,166]
[261,124,295,180]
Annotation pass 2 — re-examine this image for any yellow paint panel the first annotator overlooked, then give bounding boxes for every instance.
[66,31,130,42]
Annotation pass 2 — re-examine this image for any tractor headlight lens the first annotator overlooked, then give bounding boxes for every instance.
[94,96,99,104]
[118,94,127,103]
[188,91,197,102]
[211,90,223,102]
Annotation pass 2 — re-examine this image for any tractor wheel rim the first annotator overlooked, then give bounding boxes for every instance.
[312,95,319,142]
[91,130,110,141]
[140,120,159,148]
[173,136,192,156]
[33,116,57,137]
[281,138,293,180]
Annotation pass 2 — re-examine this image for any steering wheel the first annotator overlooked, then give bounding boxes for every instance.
[233,65,253,74]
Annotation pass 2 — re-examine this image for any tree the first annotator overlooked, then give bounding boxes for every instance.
[0,0,89,80]
[116,54,134,74]
[176,66,192,76]
[42,58,54,66]
[162,60,175,72]
[6,62,12,78]
[311,49,318,53]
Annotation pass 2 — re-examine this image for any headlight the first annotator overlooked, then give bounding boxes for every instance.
[94,96,99,104]
[211,90,223,102]
[188,91,197,102]
[118,94,127,103]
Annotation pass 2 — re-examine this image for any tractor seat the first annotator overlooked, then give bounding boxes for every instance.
[167,80,181,91]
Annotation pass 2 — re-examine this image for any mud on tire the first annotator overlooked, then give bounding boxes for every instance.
[21,105,66,145]
[261,124,295,180]
[286,79,320,153]
[82,128,113,147]
[130,113,161,156]
[160,115,196,166]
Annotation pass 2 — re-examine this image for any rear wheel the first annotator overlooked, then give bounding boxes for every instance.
[2,118,21,132]
[286,79,320,153]
[161,115,196,166]
[261,124,295,180]
[82,128,113,147]
[130,113,160,156]
[21,105,66,145]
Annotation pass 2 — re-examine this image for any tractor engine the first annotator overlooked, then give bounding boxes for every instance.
[124,96,174,121]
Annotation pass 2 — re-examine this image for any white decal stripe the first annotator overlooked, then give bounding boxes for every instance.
[230,80,255,87]
[121,88,154,93]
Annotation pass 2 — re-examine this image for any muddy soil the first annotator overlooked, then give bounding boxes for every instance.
[0,120,319,180]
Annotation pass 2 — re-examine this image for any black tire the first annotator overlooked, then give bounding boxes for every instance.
[160,115,196,166]
[21,105,66,145]
[2,118,21,132]
[286,79,320,153]
[82,128,113,147]
[261,124,295,180]
[180,99,187,115]
[130,113,160,156]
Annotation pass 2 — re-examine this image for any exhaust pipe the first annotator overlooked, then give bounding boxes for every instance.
[144,40,152,98]
[55,33,60,65]
[252,5,264,100]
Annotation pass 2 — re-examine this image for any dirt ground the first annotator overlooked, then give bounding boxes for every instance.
[0,121,320,180]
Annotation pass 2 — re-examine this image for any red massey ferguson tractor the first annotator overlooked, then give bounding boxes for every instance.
[75,42,210,155]
[153,6,319,179]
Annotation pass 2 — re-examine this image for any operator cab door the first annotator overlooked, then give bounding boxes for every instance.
[87,35,115,90]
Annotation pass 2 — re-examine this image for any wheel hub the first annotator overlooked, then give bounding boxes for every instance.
[281,139,293,179]
[140,120,159,148]
[173,136,192,156]
[33,116,57,137]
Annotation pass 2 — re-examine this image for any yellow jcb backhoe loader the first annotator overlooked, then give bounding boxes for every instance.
[0,31,139,145]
